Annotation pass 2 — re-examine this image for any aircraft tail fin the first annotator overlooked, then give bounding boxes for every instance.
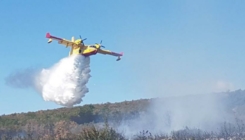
[69,47,74,56]
[69,36,75,56]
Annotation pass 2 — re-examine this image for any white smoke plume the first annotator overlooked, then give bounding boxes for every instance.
[6,55,91,107]
[117,93,234,138]
[5,68,39,89]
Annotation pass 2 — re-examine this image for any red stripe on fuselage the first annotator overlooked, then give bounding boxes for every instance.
[83,50,97,57]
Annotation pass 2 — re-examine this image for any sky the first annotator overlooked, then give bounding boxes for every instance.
[0,0,245,115]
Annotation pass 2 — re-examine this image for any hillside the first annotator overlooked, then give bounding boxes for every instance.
[0,99,151,128]
[1,89,245,139]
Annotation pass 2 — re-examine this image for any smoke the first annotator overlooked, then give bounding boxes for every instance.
[5,55,91,107]
[213,80,235,93]
[5,68,39,89]
[117,93,234,138]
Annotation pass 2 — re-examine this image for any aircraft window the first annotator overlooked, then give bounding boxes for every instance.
[91,45,96,48]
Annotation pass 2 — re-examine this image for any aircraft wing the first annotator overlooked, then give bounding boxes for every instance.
[98,49,123,61]
[46,33,77,47]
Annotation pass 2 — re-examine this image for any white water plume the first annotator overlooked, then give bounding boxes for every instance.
[36,55,91,107]
[6,55,91,107]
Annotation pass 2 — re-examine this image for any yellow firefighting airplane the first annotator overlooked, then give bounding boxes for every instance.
[46,33,123,61]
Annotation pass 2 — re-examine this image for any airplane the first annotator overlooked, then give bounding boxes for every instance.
[46,33,123,61]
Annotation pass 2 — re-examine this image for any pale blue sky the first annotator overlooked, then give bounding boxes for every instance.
[1,0,245,115]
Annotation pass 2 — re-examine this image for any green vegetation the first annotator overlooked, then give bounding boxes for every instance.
[0,99,150,128]
[0,99,152,139]
[1,94,245,139]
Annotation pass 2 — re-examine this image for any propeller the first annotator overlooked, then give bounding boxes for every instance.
[96,40,105,48]
[79,35,87,42]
